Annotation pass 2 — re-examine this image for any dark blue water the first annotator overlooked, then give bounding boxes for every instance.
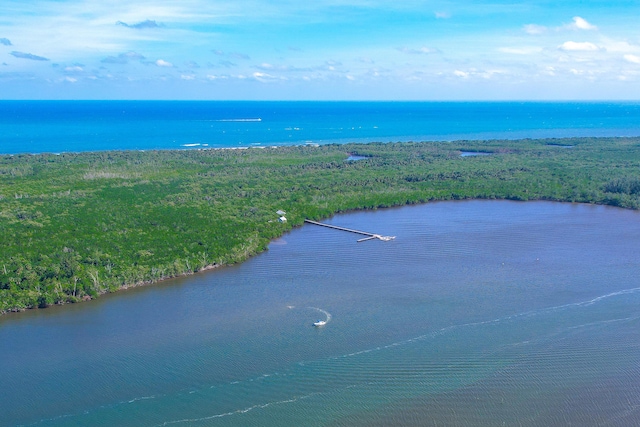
[2,201,640,426]
[2,101,640,154]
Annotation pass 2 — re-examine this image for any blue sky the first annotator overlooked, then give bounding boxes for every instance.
[1,0,640,100]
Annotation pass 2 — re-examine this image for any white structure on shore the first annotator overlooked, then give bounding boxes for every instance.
[276,209,287,222]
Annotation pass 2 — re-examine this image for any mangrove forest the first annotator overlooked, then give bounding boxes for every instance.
[1,137,640,314]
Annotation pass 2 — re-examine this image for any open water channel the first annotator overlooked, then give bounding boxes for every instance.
[2,200,640,426]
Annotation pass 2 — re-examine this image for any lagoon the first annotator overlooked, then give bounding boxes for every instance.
[2,200,640,426]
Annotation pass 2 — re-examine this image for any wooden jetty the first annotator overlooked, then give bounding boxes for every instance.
[304,219,395,242]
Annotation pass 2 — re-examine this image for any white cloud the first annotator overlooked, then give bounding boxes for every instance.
[253,71,283,82]
[102,51,146,64]
[524,24,546,35]
[2,0,639,99]
[527,17,596,37]
[600,39,640,53]
[479,70,503,79]
[624,54,640,64]
[566,68,596,81]
[570,17,597,31]
[558,41,599,52]
[398,47,439,55]
[0,1,229,64]
[256,62,312,73]
[206,74,228,80]
[116,19,163,30]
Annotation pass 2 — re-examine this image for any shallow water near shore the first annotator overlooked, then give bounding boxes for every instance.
[2,200,640,426]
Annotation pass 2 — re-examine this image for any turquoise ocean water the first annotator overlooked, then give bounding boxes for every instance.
[1,201,640,426]
[2,101,640,154]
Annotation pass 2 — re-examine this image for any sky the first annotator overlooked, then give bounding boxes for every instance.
[1,0,640,100]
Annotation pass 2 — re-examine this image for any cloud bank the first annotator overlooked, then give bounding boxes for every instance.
[1,1,639,100]
[559,41,599,52]
[116,20,163,29]
[10,51,49,61]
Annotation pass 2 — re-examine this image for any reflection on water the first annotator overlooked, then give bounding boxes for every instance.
[1,201,640,426]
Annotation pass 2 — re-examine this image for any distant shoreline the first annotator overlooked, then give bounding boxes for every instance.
[3,101,640,155]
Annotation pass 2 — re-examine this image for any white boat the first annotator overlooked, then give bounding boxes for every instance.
[313,320,327,327]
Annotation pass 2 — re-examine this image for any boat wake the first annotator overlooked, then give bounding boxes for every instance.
[213,118,262,122]
[156,393,318,426]
[308,307,331,325]
[26,287,640,427]
[324,285,640,361]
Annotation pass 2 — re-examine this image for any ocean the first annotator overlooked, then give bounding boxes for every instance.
[1,201,640,426]
[2,101,640,154]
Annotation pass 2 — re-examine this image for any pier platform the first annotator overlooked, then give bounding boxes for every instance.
[304,219,395,242]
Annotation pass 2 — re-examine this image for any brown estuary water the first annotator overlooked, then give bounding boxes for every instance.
[2,200,640,426]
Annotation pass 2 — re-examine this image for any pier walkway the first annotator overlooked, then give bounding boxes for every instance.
[304,219,395,242]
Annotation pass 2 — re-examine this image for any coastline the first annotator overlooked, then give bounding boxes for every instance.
[4,101,640,156]
[0,196,633,317]
[2,137,640,315]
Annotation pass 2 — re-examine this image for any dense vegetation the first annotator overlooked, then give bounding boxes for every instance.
[2,137,640,314]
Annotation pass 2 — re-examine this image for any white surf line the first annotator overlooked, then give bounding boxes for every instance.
[156,379,386,427]
[30,288,640,427]
[307,307,332,323]
[155,393,320,426]
[493,314,640,354]
[138,289,640,422]
[22,393,162,427]
[579,287,640,307]
[152,289,640,426]
[22,413,77,427]
[127,395,158,404]
[326,285,640,362]
[562,314,640,333]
